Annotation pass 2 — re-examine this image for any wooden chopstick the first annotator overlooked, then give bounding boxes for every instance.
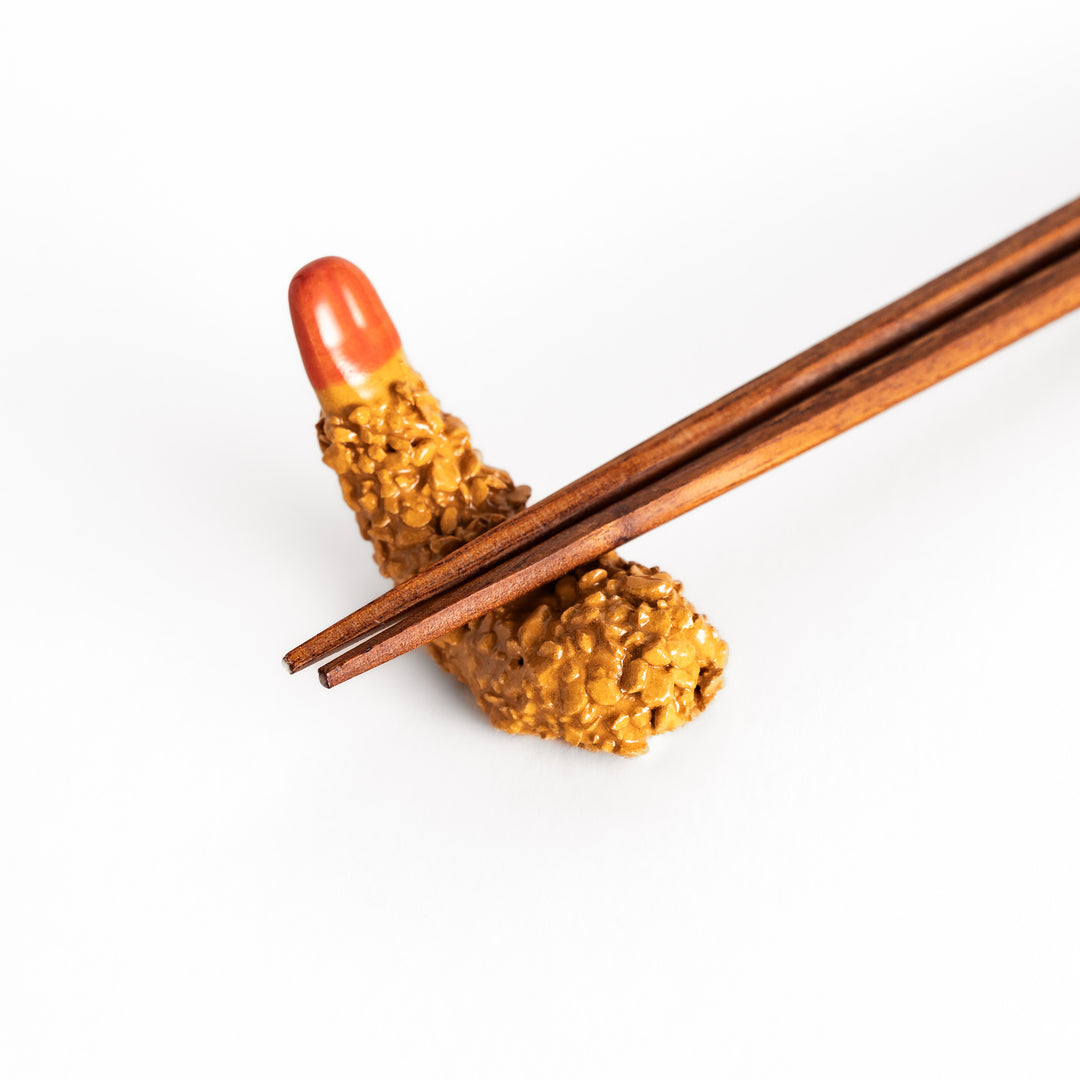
[284,196,1080,675]
[318,241,1080,687]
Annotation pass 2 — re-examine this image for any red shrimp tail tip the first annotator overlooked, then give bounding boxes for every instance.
[289,257,403,402]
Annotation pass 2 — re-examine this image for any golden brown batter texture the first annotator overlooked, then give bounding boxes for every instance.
[317,363,728,756]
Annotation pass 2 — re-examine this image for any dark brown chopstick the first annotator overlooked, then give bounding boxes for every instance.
[318,242,1080,687]
[284,195,1080,675]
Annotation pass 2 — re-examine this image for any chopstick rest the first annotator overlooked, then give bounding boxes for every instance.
[287,257,729,755]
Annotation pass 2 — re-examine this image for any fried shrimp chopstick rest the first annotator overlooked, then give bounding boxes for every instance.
[290,257,728,755]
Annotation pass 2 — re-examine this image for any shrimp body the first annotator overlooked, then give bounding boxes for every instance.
[294,258,728,755]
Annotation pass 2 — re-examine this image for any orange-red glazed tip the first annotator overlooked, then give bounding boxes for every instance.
[289,256,403,414]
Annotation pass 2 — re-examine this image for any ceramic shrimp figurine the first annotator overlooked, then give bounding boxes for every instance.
[290,257,727,755]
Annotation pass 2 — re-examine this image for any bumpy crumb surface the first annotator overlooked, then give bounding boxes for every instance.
[318,362,727,756]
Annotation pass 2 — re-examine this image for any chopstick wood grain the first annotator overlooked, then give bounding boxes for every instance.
[284,195,1080,674]
[318,241,1080,687]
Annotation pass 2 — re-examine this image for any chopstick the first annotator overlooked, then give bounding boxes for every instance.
[287,192,1080,673]
[318,239,1080,687]
[284,195,1080,676]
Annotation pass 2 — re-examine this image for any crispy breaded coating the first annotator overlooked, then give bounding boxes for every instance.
[317,363,727,755]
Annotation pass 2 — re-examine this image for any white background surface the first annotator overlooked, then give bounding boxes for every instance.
[3,2,1079,1076]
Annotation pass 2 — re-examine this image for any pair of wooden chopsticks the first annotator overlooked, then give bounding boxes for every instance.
[285,195,1080,688]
